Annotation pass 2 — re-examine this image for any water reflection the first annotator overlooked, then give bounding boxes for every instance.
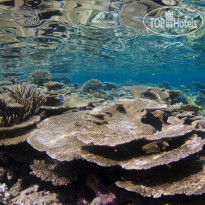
[0,0,204,80]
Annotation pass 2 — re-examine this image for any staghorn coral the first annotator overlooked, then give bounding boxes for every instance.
[0,99,13,127]
[0,84,45,145]
[29,70,51,86]
[6,83,46,122]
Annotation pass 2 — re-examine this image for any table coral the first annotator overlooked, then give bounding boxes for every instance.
[27,86,205,198]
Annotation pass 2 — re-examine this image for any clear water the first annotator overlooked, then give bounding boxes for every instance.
[0,0,205,89]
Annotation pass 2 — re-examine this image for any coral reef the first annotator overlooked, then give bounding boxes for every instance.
[52,77,71,85]
[0,116,41,146]
[29,70,51,86]
[27,86,205,199]
[1,85,205,204]
[40,92,102,116]
[0,116,41,134]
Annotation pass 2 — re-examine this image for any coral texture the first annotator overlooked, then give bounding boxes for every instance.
[123,86,180,105]
[27,86,205,198]
[30,160,77,186]
[6,83,46,122]
[29,70,51,86]
[82,79,104,93]
[0,84,45,145]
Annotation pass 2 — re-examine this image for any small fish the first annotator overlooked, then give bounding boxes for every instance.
[59,94,65,103]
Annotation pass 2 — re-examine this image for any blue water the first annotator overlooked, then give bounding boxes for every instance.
[0,0,205,89]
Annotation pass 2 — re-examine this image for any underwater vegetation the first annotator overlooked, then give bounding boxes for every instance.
[29,70,51,86]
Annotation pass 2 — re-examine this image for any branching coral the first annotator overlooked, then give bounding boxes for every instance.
[82,79,104,93]
[7,84,46,121]
[0,84,46,127]
[0,99,13,127]
[29,70,51,86]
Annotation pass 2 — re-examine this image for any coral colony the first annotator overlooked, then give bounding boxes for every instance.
[0,0,205,203]
[29,70,51,86]
[0,80,205,204]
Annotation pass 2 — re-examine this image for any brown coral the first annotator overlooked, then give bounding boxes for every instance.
[0,84,45,145]
[30,159,78,186]
[7,83,46,121]
[116,157,205,198]
[28,98,203,167]
[27,86,205,198]
[123,86,180,105]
